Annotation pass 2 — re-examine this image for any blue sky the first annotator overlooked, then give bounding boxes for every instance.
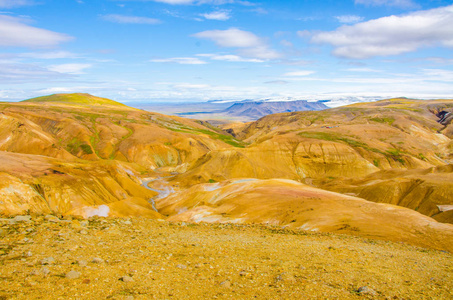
[0,0,452,104]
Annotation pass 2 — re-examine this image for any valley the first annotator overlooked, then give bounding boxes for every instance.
[1,93,453,298]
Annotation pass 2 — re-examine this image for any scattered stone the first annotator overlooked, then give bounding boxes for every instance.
[77,260,88,267]
[123,220,132,225]
[41,257,55,265]
[25,251,32,257]
[358,286,377,295]
[92,257,104,264]
[66,270,81,279]
[219,280,231,288]
[41,267,50,276]
[80,220,89,227]
[119,276,134,282]
[275,273,296,283]
[176,264,187,270]
[125,296,134,300]
[13,215,31,223]
[45,215,60,222]
[79,229,88,235]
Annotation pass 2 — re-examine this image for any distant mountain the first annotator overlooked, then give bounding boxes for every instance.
[222,100,328,119]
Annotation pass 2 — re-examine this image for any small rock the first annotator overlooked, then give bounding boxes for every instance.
[25,251,32,257]
[358,286,377,295]
[176,264,187,270]
[79,229,88,235]
[80,220,89,227]
[13,215,31,223]
[41,267,50,276]
[41,257,55,265]
[123,220,132,225]
[66,270,81,279]
[125,296,134,300]
[77,260,88,267]
[220,280,231,288]
[275,273,296,283]
[92,257,104,264]
[119,276,134,282]
[45,215,60,223]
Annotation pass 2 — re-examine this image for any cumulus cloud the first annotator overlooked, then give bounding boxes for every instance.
[198,53,264,62]
[355,0,416,8]
[48,63,92,74]
[201,10,231,21]
[102,14,161,24]
[0,0,34,8]
[312,5,453,59]
[193,28,280,59]
[150,57,207,64]
[335,15,364,24]
[0,15,72,48]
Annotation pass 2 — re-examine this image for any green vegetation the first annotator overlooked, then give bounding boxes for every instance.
[22,93,127,107]
[162,121,246,148]
[298,131,371,150]
[418,153,427,161]
[298,131,408,165]
[386,149,405,164]
[373,159,380,167]
[208,179,217,183]
[370,117,395,125]
[67,138,93,155]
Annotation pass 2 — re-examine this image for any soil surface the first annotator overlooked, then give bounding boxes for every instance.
[1,216,452,299]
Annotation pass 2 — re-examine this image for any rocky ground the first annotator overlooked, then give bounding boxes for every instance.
[0,215,452,299]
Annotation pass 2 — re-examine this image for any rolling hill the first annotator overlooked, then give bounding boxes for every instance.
[1,93,453,253]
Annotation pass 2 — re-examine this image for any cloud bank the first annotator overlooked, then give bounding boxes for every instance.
[312,5,453,59]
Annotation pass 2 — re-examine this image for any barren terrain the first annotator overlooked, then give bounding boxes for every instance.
[1,216,452,300]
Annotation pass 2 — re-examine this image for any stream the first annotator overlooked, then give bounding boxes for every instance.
[140,177,175,212]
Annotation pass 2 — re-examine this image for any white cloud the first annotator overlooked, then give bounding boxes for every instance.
[346,68,382,72]
[150,57,207,64]
[297,30,311,38]
[284,70,315,76]
[193,28,280,60]
[312,5,453,59]
[201,10,231,21]
[102,14,161,24]
[20,51,78,59]
[0,63,69,83]
[355,0,417,8]
[335,15,364,24]
[198,53,264,62]
[0,0,34,8]
[48,63,92,74]
[173,83,211,89]
[193,28,261,47]
[0,15,72,48]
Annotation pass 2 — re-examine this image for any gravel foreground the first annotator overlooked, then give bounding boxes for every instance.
[1,216,452,299]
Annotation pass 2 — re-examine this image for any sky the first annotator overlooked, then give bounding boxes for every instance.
[0,0,452,104]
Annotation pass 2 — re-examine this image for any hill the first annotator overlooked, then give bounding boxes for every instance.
[1,94,453,253]
[22,93,128,107]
